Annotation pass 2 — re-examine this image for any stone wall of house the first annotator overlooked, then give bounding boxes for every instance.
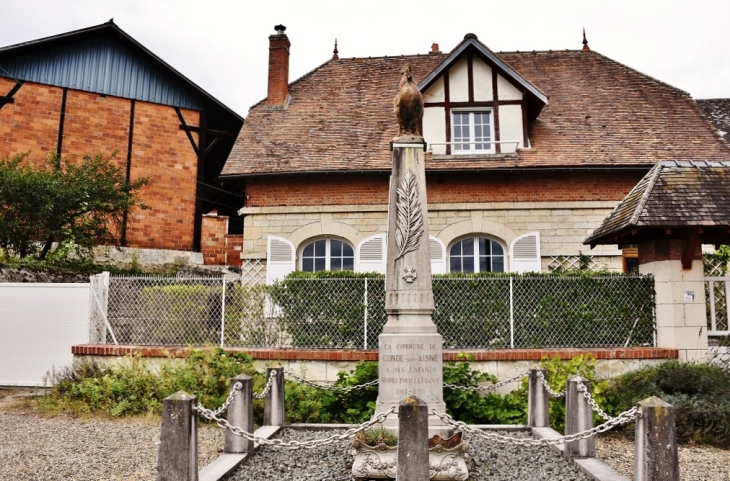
[0,77,200,251]
[239,201,625,272]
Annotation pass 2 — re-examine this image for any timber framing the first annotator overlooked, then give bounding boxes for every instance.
[0,79,23,109]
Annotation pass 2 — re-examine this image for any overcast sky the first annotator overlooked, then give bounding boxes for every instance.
[1,0,728,117]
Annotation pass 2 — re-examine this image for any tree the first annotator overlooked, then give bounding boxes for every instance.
[0,152,147,260]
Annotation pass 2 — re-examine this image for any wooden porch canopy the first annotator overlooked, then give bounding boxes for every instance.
[584,160,730,269]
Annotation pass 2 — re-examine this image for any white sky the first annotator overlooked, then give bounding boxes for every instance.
[1,0,728,117]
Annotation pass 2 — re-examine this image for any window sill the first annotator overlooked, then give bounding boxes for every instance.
[431,152,520,161]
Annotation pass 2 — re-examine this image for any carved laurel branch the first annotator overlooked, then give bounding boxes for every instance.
[395,171,424,260]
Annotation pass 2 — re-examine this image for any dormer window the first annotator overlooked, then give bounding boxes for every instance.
[452,110,493,153]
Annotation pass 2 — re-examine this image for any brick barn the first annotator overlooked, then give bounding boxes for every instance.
[220,26,730,282]
[0,21,243,262]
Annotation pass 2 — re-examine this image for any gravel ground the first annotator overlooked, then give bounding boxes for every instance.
[2,389,730,481]
[227,429,591,481]
[0,390,223,481]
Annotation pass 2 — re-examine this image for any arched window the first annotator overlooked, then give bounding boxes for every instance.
[449,237,505,273]
[301,238,354,272]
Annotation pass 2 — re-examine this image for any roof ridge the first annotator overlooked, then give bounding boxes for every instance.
[629,162,662,226]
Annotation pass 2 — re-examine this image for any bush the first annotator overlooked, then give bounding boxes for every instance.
[41,348,260,418]
[604,360,730,447]
[0,152,147,260]
[269,271,655,349]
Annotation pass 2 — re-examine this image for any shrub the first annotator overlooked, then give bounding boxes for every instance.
[604,360,730,447]
[269,271,655,349]
[41,348,259,418]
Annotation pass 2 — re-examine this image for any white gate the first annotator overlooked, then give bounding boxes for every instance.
[0,283,90,386]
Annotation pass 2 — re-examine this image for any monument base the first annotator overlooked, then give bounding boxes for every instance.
[374,332,452,438]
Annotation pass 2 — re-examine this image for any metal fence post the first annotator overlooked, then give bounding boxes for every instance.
[157,391,198,481]
[397,396,429,480]
[635,396,679,481]
[363,277,369,349]
[225,374,254,454]
[220,278,227,348]
[528,367,550,427]
[264,367,285,426]
[565,376,595,458]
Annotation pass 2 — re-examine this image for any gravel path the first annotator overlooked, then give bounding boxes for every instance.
[227,429,591,481]
[2,389,730,481]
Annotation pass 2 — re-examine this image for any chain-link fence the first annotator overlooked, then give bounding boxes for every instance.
[93,273,656,349]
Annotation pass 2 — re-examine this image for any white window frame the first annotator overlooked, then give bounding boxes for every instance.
[448,236,506,273]
[299,237,355,272]
[450,109,494,154]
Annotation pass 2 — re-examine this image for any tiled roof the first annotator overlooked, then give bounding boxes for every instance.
[584,160,730,246]
[696,98,730,138]
[223,48,730,176]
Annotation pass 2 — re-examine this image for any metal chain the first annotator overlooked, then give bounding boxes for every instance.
[431,407,637,446]
[536,371,565,398]
[254,370,278,399]
[284,369,379,392]
[443,370,529,392]
[576,380,613,421]
[195,405,397,450]
[197,381,242,417]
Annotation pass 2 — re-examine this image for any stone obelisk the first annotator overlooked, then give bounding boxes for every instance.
[374,64,450,436]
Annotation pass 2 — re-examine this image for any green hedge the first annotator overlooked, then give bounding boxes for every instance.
[269,271,655,349]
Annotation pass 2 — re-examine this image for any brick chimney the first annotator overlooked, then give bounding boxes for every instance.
[267,25,290,106]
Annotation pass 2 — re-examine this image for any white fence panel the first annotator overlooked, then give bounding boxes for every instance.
[0,283,90,386]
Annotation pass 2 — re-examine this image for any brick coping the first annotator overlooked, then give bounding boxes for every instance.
[72,345,678,361]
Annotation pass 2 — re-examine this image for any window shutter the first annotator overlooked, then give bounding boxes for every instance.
[429,236,447,274]
[510,232,541,273]
[355,234,386,274]
[266,236,295,284]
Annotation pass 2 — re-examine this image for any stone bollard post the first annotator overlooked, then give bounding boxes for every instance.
[396,396,429,481]
[264,366,285,426]
[565,375,595,458]
[635,396,679,481]
[225,374,254,454]
[157,391,198,481]
[528,367,550,427]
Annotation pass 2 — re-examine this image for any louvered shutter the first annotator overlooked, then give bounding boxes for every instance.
[266,236,295,284]
[355,234,386,274]
[430,236,447,274]
[509,232,541,273]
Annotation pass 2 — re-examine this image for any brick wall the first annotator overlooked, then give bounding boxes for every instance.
[0,77,62,155]
[244,170,644,207]
[127,102,198,250]
[201,214,228,265]
[639,238,703,264]
[226,234,244,267]
[0,78,200,251]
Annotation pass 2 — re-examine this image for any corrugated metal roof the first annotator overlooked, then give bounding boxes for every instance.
[0,34,203,110]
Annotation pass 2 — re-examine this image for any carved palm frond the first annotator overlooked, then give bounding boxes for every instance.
[395,171,424,260]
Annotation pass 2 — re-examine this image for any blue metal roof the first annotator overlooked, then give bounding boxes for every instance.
[0,31,204,110]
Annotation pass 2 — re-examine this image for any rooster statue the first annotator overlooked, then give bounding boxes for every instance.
[394,64,424,138]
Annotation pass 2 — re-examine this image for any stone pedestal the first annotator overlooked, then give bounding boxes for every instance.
[374,139,450,437]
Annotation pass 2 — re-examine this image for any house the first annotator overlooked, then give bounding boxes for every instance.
[0,21,244,264]
[221,26,730,283]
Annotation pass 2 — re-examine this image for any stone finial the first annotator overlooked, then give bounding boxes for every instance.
[333,38,339,60]
[582,28,590,51]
